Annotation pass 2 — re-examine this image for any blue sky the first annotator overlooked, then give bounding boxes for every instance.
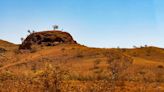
[0,0,164,48]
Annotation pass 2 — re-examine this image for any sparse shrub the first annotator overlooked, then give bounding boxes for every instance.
[94,59,100,65]
[93,59,100,70]
[0,64,3,67]
[106,53,133,91]
[30,46,37,53]
[0,71,15,81]
[117,46,120,49]
[71,47,76,50]
[61,48,65,52]
[36,63,69,92]
[93,69,103,74]
[31,63,37,72]
[132,52,138,57]
[133,45,137,48]
[144,45,148,47]
[32,30,35,33]
[14,49,20,54]
[121,49,126,52]
[156,65,164,83]
[76,52,84,58]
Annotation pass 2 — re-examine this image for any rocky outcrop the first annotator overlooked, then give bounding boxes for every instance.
[19,30,77,49]
[0,48,6,53]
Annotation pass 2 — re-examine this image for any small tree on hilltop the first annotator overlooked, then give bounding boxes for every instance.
[27,30,31,34]
[53,25,59,30]
[20,37,24,43]
[32,30,35,33]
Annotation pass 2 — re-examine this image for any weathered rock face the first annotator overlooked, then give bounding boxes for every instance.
[19,30,77,49]
[0,48,6,53]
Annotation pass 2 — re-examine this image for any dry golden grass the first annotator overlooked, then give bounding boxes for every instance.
[0,43,163,92]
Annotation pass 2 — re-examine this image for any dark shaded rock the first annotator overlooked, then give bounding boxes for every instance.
[19,30,77,50]
[0,48,6,53]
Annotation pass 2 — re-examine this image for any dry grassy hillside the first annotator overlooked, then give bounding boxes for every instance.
[122,46,164,62]
[0,39,163,92]
[0,40,17,50]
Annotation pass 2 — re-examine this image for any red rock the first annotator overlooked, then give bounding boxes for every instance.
[19,30,77,49]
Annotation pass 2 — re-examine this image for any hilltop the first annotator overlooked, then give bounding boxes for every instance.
[19,30,77,49]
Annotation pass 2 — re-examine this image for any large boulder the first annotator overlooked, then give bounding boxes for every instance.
[19,30,77,49]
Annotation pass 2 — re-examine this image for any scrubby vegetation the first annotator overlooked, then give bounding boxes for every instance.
[0,39,164,92]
